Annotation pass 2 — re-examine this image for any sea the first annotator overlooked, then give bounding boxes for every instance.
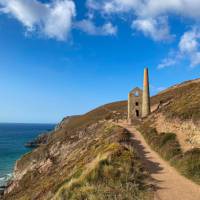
[0,123,55,187]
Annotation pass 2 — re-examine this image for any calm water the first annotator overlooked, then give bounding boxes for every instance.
[0,123,55,186]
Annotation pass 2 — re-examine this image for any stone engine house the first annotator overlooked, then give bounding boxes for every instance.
[128,87,143,123]
[128,68,151,124]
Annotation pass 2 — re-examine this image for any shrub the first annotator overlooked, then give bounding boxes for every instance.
[176,148,200,183]
[55,146,153,200]
[159,133,176,147]
[138,122,200,184]
[157,133,182,160]
[159,138,182,160]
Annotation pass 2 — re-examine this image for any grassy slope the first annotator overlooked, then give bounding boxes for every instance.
[151,79,200,121]
[3,102,152,200]
[137,79,200,184]
[138,122,200,184]
[53,124,152,200]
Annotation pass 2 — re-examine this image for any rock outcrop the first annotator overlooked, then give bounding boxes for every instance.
[24,133,49,148]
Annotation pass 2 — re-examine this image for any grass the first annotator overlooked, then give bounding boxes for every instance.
[4,122,153,200]
[174,148,200,183]
[151,80,200,122]
[138,122,200,184]
[53,143,152,200]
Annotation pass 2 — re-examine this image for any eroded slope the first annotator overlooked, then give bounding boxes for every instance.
[2,105,152,200]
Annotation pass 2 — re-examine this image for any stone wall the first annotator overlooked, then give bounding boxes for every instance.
[128,87,143,123]
[154,114,200,151]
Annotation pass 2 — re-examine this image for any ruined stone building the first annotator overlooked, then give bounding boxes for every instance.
[128,68,151,124]
[128,87,143,124]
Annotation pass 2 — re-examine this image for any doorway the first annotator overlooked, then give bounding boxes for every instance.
[136,110,139,117]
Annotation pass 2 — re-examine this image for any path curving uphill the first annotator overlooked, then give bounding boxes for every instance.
[118,122,200,200]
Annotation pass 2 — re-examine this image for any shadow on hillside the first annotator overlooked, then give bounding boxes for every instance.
[128,129,165,192]
[130,135,163,175]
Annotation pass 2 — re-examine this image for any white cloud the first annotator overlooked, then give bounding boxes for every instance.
[132,17,172,41]
[157,57,177,69]
[158,28,200,68]
[143,0,200,19]
[0,0,76,40]
[87,0,140,13]
[87,0,200,41]
[179,28,200,67]
[75,19,117,36]
[179,28,200,53]
[103,0,140,13]
[87,0,200,19]
[191,52,200,67]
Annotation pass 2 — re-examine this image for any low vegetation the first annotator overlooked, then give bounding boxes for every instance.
[53,142,152,200]
[52,123,153,200]
[151,79,200,122]
[3,122,153,200]
[138,122,200,184]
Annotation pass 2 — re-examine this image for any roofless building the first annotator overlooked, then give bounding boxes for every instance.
[128,68,151,124]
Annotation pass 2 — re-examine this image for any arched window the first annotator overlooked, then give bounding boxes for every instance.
[134,91,139,97]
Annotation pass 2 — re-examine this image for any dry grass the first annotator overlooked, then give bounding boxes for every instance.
[4,122,153,200]
[53,143,152,200]
[138,121,200,184]
[151,79,200,122]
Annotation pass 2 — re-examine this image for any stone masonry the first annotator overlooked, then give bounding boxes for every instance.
[128,67,151,124]
[128,87,143,124]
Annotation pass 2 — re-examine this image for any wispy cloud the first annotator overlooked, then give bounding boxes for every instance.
[75,19,117,36]
[150,84,166,93]
[158,57,177,69]
[158,27,200,69]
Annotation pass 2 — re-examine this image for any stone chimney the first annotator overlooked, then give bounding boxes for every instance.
[142,67,150,117]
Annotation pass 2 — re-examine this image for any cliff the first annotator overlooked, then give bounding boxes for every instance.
[2,78,200,199]
[1,101,153,200]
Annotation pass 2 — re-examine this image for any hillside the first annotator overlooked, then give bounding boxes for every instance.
[150,78,200,150]
[1,78,200,200]
[1,104,152,200]
[151,78,200,121]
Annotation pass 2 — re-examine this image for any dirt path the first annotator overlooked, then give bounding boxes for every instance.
[118,122,200,200]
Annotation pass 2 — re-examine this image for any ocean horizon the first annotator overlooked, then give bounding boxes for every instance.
[0,123,55,187]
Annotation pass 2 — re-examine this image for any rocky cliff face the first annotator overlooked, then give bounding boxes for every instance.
[3,122,103,199]
[24,133,50,148]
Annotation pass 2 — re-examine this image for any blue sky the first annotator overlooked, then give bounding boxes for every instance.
[0,0,200,123]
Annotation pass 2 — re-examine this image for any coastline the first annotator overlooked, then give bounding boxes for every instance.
[0,173,12,187]
[0,173,12,197]
[0,123,56,196]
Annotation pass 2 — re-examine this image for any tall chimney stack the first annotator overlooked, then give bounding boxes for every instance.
[142,67,150,117]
